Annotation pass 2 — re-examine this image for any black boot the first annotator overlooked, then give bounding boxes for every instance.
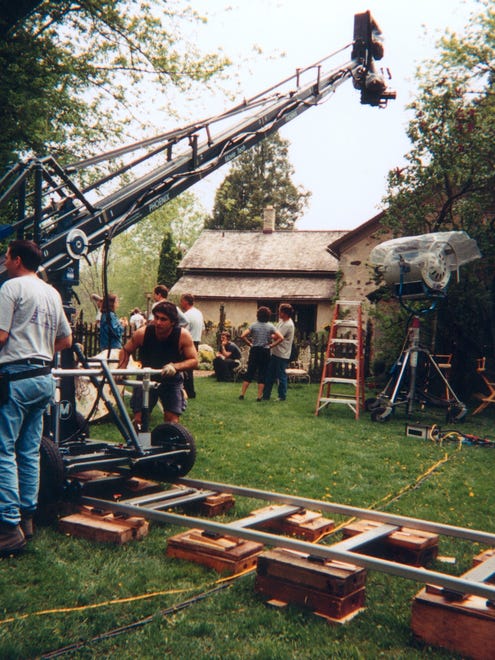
[20,514,34,541]
[0,522,26,557]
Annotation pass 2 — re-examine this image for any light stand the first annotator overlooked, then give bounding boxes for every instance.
[368,314,467,423]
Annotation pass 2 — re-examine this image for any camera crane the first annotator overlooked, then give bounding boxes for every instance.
[0,11,394,444]
[0,11,394,299]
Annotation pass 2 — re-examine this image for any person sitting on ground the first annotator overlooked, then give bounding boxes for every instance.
[118,301,198,429]
[239,307,283,401]
[213,331,241,382]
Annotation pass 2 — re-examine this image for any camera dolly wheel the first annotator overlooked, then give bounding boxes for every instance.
[134,422,196,481]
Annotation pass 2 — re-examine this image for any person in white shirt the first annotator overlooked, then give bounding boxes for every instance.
[129,307,146,332]
[262,303,295,402]
[179,293,204,399]
[149,284,188,328]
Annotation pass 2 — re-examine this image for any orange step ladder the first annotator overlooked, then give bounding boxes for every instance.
[315,300,365,419]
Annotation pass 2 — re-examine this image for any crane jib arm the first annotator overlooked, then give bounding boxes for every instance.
[0,11,395,295]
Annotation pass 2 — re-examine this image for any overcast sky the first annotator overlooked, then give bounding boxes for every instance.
[176,0,480,230]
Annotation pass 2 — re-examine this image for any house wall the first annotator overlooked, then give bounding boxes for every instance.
[335,228,392,316]
[180,299,333,336]
[193,300,258,329]
[315,303,333,331]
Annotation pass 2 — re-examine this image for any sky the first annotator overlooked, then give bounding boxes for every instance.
[172,0,480,230]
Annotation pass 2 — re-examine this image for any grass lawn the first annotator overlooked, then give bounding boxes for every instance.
[0,376,494,659]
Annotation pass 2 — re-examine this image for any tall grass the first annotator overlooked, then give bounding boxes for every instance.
[0,377,493,658]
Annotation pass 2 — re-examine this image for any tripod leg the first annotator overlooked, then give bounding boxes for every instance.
[426,353,467,421]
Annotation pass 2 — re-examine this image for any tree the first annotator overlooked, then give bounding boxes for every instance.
[0,0,230,168]
[206,133,310,230]
[379,0,495,394]
[157,231,181,290]
[77,191,206,318]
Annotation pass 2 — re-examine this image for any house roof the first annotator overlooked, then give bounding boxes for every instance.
[170,274,337,300]
[326,211,386,258]
[178,229,347,274]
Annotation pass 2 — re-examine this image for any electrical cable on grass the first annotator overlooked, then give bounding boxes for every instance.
[39,582,233,659]
[328,450,458,534]
[1,566,254,657]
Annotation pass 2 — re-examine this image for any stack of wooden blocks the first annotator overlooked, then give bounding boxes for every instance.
[255,548,366,622]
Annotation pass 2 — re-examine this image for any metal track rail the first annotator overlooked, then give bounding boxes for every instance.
[81,477,495,601]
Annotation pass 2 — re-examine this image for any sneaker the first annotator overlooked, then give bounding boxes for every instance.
[20,516,34,541]
[276,398,286,402]
[239,395,244,400]
[0,523,26,557]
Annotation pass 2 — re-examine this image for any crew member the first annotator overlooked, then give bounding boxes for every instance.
[119,301,198,428]
[179,293,204,398]
[149,284,188,328]
[0,240,72,555]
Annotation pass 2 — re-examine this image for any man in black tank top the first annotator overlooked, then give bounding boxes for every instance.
[118,301,198,427]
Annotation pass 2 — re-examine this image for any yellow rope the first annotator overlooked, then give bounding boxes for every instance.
[322,450,457,535]
[0,450,461,626]
[0,562,258,627]
[0,586,201,626]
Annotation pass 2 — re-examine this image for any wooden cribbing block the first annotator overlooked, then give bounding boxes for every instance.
[412,586,495,660]
[342,519,438,566]
[166,528,263,575]
[252,506,335,541]
[195,492,236,517]
[255,548,366,621]
[473,548,495,583]
[58,506,149,544]
[70,470,121,482]
[123,476,162,495]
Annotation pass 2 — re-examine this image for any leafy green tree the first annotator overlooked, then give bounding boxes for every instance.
[0,0,230,168]
[157,231,181,290]
[379,1,495,394]
[206,133,310,230]
[76,192,205,317]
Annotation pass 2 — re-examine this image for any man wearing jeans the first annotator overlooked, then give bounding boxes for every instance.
[262,303,295,402]
[0,240,72,555]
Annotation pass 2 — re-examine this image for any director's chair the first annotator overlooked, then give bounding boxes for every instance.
[472,357,495,415]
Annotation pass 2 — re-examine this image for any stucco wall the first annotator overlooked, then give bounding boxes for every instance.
[173,299,333,335]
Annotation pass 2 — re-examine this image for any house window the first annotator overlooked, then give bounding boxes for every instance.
[292,304,317,336]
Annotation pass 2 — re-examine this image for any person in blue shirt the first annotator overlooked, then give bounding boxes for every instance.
[99,293,124,351]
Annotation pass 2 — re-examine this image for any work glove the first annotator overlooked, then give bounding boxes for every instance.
[161,362,177,378]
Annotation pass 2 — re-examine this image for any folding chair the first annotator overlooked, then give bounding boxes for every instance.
[233,346,250,382]
[286,345,311,384]
[472,357,495,415]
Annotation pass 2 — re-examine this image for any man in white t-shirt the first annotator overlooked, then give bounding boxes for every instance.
[0,240,72,555]
[129,307,146,332]
[179,293,204,398]
[150,284,189,328]
[262,303,295,402]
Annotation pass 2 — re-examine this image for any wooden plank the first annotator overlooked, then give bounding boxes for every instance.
[255,574,365,620]
[58,507,149,544]
[412,587,495,660]
[195,492,236,517]
[252,506,335,542]
[341,519,439,566]
[166,528,263,575]
[473,548,495,584]
[256,548,366,597]
[167,529,263,559]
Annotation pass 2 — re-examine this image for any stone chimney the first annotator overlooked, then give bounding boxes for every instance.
[263,205,275,234]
